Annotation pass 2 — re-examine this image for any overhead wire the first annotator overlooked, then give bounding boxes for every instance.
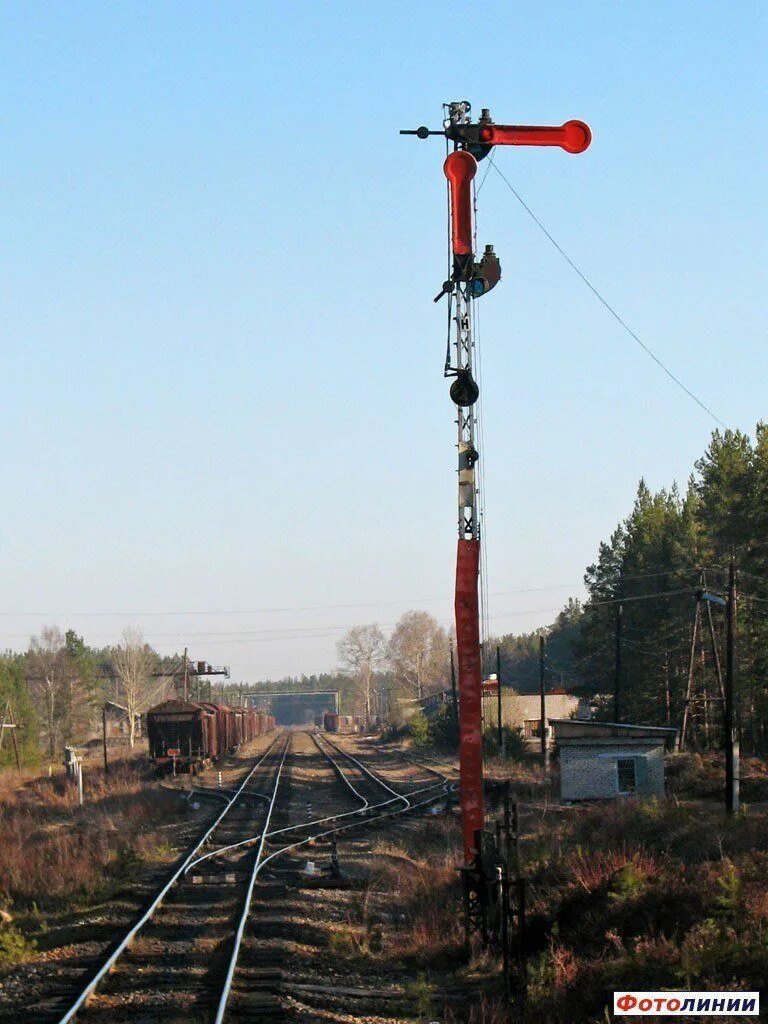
[0,570,711,622]
[476,148,496,195]
[488,162,727,429]
[472,168,492,680]
[2,586,700,651]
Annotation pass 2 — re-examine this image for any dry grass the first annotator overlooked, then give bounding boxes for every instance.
[568,843,663,894]
[442,994,515,1023]
[0,759,189,911]
[363,816,467,968]
[519,797,768,1022]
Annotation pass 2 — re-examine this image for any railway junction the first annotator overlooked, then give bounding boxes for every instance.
[9,729,469,1023]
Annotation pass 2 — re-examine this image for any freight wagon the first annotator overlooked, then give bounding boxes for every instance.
[322,712,357,735]
[146,699,274,773]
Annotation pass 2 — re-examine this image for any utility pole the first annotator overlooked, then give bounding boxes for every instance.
[539,634,548,770]
[0,702,22,773]
[614,604,623,723]
[704,599,726,702]
[680,601,702,751]
[102,704,109,774]
[182,647,188,702]
[725,557,739,815]
[664,650,671,726]
[449,640,460,741]
[496,645,504,758]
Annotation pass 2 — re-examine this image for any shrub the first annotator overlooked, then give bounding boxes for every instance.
[482,725,526,761]
[0,924,36,972]
[408,713,431,748]
[713,859,742,923]
[380,721,409,744]
[569,845,660,895]
[404,972,434,1018]
[429,705,458,752]
[108,843,143,881]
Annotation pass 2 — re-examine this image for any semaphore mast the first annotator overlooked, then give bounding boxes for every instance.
[401,102,591,864]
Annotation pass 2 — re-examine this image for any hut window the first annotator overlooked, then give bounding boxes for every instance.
[616,757,637,794]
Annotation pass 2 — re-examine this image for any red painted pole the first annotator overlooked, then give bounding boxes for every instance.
[455,538,484,863]
[403,102,592,871]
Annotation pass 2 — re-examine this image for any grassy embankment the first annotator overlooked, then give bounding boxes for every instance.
[0,754,193,971]
[350,731,768,1023]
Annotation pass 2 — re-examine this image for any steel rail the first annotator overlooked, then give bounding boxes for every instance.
[212,748,454,1023]
[401,748,460,775]
[256,777,454,874]
[212,733,290,1024]
[396,749,456,778]
[193,737,456,872]
[185,731,451,870]
[55,734,283,1024]
[319,732,409,805]
[185,729,394,870]
[309,730,369,807]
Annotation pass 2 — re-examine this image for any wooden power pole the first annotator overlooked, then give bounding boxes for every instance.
[539,634,548,770]
[102,704,109,774]
[725,557,739,815]
[449,639,459,741]
[614,604,623,722]
[496,646,505,758]
[0,702,22,773]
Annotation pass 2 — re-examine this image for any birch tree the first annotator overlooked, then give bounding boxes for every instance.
[113,627,156,748]
[337,624,385,728]
[388,610,449,700]
[28,626,67,759]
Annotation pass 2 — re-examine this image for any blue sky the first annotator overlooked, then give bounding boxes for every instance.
[1,2,766,680]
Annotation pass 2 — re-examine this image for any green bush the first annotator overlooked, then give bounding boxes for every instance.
[609,861,648,901]
[380,721,409,744]
[406,706,459,753]
[429,705,458,752]
[108,843,143,881]
[408,713,432,748]
[0,924,36,972]
[483,724,526,760]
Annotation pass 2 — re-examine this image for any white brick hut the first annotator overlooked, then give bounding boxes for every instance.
[550,719,678,802]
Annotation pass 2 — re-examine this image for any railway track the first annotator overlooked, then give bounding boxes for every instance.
[222,732,455,1021]
[38,730,455,1024]
[44,735,287,1024]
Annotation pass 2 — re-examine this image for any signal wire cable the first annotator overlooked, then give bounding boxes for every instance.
[488,162,727,429]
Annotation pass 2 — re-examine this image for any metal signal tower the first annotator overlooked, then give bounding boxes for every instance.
[402,103,591,866]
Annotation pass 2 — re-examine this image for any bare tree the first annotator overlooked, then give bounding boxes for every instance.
[27,626,67,759]
[113,627,156,748]
[337,624,386,729]
[388,610,449,700]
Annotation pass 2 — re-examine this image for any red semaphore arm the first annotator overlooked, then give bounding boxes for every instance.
[443,150,477,257]
[477,119,591,154]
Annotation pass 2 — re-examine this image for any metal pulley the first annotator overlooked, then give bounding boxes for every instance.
[470,245,501,298]
[459,444,479,469]
[450,368,480,407]
[434,244,501,302]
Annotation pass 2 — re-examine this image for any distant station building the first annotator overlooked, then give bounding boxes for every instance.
[481,686,590,746]
[551,719,678,802]
[245,690,339,726]
[104,700,142,741]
